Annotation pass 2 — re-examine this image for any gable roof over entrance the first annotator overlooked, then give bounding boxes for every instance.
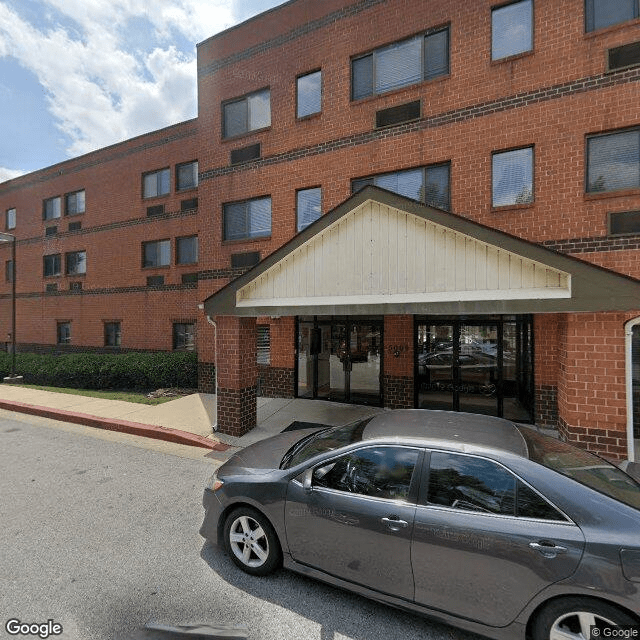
[204,187,640,317]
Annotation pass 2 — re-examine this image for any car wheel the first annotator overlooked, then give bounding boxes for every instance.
[532,597,638,640]
[223,507,282,576]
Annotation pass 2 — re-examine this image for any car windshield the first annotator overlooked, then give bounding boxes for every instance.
[517,426,640,510]
[280,417,373,469]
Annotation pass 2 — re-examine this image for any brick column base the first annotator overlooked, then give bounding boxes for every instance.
[217,385,257,437]
[383,374,413,409]
[535,385,558,430]
[258,366,295,398]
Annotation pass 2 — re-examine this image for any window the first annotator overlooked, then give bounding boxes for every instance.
[65,190,85,216]
[65,251,86,275]
[491,0,533,61]
[257,326,270,365]
[296,187,322,232]
[176,161,198,191]
[173,322,196,350]
[585,0,639,32]
[5,260,13,283]
[143,240,170,268]
[43,254,61,277]
[6,208,16,230]
[147,275,165,286]
[587,128,640,194]
[143,168,170,198]
[223,197,272,241]
[352,164,451,210]
[492,146,534,206]
[609,210,640,235]
[104,322,121,347]
[57,322,71,345]
[43,196,61,221]
[176,235,198,265]
[312,446,419,501]
[223,88,271,139]
[297,70,322,118]
[352,28,449,100]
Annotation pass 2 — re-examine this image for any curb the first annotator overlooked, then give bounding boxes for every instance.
[0,400,229,451]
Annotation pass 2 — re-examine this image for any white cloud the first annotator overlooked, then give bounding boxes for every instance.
[0,0,236,161]
[0,167,25,182]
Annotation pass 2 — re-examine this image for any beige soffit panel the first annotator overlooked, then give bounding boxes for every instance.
[236,200,571,309]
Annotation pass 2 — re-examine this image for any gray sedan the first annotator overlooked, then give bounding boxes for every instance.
[200,410,640,640]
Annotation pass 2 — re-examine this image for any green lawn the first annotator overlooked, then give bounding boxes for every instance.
[15,384,176,405]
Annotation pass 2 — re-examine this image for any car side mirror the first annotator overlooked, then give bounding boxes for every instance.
[303,468,314,493]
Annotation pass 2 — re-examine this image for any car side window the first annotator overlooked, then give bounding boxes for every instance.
[516,480,566,521]
[428,452,516,515]
[313,446,419,501]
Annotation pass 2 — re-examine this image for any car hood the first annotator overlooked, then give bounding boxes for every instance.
[219,428,320,475]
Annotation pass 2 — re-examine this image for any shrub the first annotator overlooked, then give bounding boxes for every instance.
[0,351,198,391]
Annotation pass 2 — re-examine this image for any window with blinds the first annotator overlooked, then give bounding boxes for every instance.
[351,28,449,100]
[491,0,533,61]
[223,89,271,139]
[352,164,450,211]
[257,326,270,365]
[492,147,534,207]
[296,187,322,232]
[587,129,640,194]
[585,0,639,32]
[297,70,322,118]
[223,197,272,241]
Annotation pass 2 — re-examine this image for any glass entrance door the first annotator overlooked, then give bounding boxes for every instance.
[297,317,382,406]
[416,316,533,421]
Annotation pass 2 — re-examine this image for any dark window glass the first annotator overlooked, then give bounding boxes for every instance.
[5,260,13,283]
[492,0,533,60]
[297,70,322,118]
[146,275,164,286]
[516,480,565,520]
[586,0,639,32]
[428,452,516,515]
[492,147,534,206]
[57,322,71,345]
[68,221,82,232]
[352,164,451,210]
[104,322,121,347]
[587,129,640,193]
[257,325,270,365]
[610,210,640,235]
[43,254,61,277]
[143,240,170,267]
[143,168,170,198]
[297,187,322,231]
[223,197,272,241]
[65,190,85,215]
[352,29,449,100]
[45,226,57,237]
[65,251,86,275]
[177,161,198,191]
[313,446,419,501]
[223,89,270,138]
[173,322,196,351]
[43,197,61,220]
[176,236,198,264]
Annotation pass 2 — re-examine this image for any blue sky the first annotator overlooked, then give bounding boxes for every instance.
[0,0,287,182]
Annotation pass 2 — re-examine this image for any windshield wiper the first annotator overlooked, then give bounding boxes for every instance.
[280,427,333,469]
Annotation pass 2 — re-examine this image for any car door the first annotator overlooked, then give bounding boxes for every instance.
[285,446,422,600]
[411,451,585,627]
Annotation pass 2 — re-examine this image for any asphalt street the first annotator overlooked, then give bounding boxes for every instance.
[0,410,480,640]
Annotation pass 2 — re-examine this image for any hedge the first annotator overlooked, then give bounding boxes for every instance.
[0,351,198,391]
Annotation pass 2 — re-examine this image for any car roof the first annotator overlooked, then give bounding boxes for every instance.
[361,410,529,458]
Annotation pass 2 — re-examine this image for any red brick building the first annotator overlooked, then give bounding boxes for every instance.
[2,0,640,458]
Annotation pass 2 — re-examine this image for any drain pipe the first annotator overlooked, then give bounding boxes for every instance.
[206,314,218,432]
[624,318,639,463]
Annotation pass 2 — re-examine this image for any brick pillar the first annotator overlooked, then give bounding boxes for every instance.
[557,312,628,460]
[216,315,257,437]
[258,317,296,398]
[534,314,560,429]
[383,315,414,409]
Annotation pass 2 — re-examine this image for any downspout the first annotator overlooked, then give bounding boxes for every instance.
[624,318,639,463]
[206,314,218,432]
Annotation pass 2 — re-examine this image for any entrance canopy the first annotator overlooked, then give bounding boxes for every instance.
[204,187,640,317]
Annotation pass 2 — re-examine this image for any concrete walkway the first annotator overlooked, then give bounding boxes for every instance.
[0,384,385,454]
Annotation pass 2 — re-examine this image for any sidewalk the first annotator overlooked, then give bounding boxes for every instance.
[0,384,385,456]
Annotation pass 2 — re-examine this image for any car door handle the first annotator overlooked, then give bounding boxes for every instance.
[529,541,568,557]
[381,516,408,530]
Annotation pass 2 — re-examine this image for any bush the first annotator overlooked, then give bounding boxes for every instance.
[0,351,198,391]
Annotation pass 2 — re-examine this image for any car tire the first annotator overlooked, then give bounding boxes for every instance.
[223,507,282,576]
[531,597,638,640]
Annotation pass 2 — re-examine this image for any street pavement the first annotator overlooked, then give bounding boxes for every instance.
[0,410,479,640]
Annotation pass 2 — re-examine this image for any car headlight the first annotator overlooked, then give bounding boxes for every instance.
[207,470,224,492]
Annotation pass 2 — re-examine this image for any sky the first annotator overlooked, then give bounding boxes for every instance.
[0,0,287,183]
